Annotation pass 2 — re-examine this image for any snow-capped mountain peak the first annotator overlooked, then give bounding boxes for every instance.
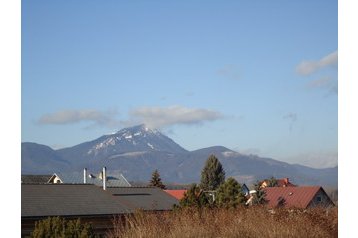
[86,124,187,156]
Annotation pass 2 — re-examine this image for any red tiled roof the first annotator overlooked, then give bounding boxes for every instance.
[164,190,187,200]
[263,186,321,209]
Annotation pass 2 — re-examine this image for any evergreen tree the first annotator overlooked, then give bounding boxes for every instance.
[199,154,225,191]
[216,177,247,208]
[149,169,166,189]
[266,177,278,187]
[179,183,208,208]
[252,180,267,205]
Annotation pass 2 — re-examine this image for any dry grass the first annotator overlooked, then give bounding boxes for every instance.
[106,206,337,238]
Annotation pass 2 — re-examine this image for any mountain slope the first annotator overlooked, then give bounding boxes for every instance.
[21,142,71,174]
[21,125,337,187]
[170,146,337,186]
[56,124,187,167]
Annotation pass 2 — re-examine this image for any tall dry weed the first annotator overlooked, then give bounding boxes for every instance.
[106,206,337,238]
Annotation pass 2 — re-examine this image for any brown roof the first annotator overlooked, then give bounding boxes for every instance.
[263,186,325,209]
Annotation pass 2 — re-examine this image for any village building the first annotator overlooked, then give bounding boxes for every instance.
[263,186,334,209]
[48,168,131,187]
[241,183,250,196]
[164,189,187,200]
[21,184,178,237]
[260,177,296,189]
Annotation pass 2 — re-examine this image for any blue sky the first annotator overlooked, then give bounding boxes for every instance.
[21,0,338,168]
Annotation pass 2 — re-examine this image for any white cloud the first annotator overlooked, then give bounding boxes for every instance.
[289,151,338,169]
[126,105,224,128]
[296,50,338,76]
[38,109,119,128]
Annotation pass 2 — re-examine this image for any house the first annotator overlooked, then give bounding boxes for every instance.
[21,184,178,237]
[241,184,250,197]
[263,186,334,209]
[48,168,131,187]
[260,177,296,189]
[164,190,187,200]
[21,174,52,184]
[107,187,178,211]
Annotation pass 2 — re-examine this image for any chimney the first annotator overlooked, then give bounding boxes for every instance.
[103,167,107,190]
[284,178,289,184]
[83,168,87,184]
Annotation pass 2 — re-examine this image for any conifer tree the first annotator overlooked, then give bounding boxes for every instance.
[252,180,267,205]
[179,183,208,208]
[199,154,225,191]
[266,177,278,187]
[216,177,246,208]
[149,169,166,189]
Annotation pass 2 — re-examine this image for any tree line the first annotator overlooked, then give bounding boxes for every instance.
[149,154,269,209]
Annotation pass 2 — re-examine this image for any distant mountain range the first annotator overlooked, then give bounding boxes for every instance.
[21,124,338,187]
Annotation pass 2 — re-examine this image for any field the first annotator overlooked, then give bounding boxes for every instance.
[106,206,338,238]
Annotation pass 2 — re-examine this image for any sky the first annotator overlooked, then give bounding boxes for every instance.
[21,0,338,168]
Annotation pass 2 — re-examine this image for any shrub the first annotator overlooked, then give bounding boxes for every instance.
[31,216,96,238]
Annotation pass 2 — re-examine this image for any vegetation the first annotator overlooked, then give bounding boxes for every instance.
[199,154,225,191]
[149,169,166,189]
[216,177,247,208]
[252,180,267,205]
[178,183,208,208]
[265,176,278,187]
[106,206,338,238]
[31,217,95,238]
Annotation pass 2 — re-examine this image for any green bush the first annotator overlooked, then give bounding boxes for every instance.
[31,216,96,238]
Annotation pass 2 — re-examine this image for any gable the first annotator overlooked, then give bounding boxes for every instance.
[264,186,322,209]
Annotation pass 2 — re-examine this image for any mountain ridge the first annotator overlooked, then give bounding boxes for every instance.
[21,125,337,187]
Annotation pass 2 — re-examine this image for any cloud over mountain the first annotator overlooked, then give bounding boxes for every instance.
[38,109,119,127]
[296,50,338,76]
[126,105,224,128]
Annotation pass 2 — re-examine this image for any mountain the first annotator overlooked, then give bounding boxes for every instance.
[21,125,338,187]
[21,142,71,174]
[56,124,187,165]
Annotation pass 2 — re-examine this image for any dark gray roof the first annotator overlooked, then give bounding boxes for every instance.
[51,172,131,187]
[21,184,133,217]
[22,185,178,218]
[21,175,52,184]
[107,187,179,211]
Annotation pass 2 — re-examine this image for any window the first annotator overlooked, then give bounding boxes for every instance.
[316,196,322,202]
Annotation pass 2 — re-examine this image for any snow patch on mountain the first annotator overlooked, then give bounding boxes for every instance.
[147,143,154,149]
[87,137,118,155]
[222,151,239,157]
